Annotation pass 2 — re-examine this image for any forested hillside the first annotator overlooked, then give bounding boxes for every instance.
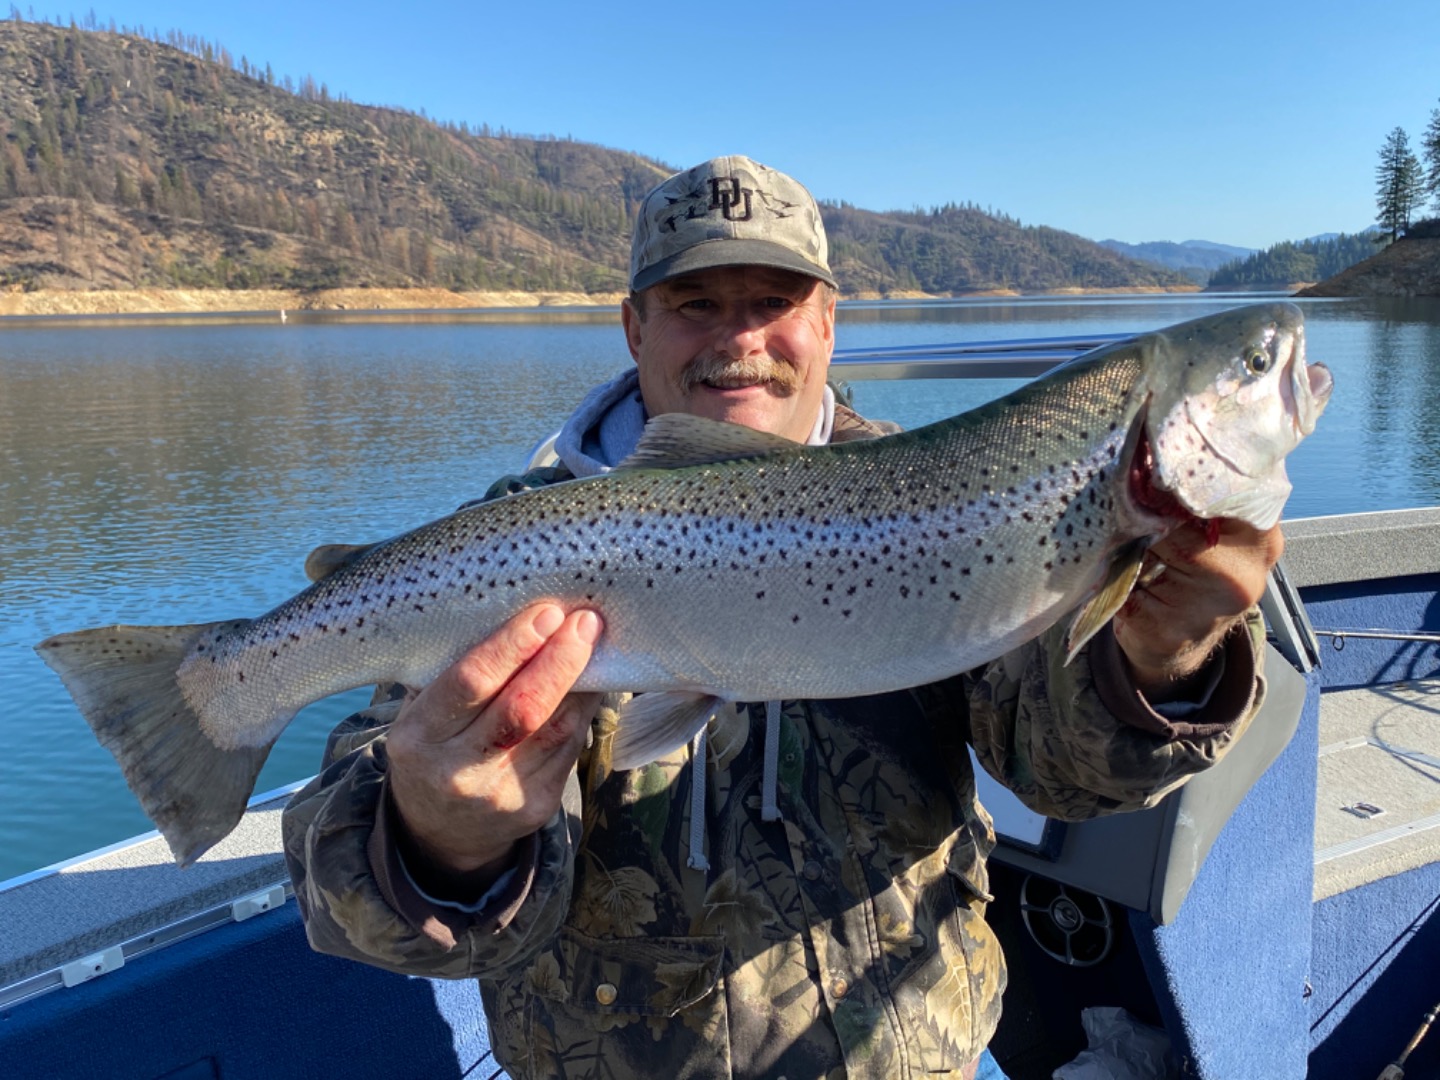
[1208,233,1382,288]
[0,18,1186,296]
[824,203,1187,293]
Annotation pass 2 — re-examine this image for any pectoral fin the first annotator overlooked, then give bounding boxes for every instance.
[1064,540,1148,665]
[611,691,724,771]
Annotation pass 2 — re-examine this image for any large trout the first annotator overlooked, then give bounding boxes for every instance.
[38,303,1332,866]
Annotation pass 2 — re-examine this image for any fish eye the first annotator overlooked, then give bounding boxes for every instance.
[1244,347,1272,375]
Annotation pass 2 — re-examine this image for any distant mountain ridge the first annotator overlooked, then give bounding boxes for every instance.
[0,19,1187,296]
[1174,239,1255,254]
[1098,238,1256,283]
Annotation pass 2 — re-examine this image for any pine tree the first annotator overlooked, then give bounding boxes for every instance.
[1421,103,1440,214]
[1376,127,1425,241]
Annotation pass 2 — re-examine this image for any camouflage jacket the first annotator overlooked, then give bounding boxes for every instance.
[282,404,1267,1079]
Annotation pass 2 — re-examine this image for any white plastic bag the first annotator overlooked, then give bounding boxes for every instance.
[1051,1006,1178,1080]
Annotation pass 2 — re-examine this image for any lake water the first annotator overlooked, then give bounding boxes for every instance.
[3,293,1438,881]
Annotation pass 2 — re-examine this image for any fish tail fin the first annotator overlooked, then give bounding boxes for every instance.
[36,621,273,868]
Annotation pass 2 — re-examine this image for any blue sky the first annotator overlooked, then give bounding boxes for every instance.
[51,0,1440,250]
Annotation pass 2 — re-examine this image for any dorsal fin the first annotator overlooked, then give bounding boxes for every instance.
[615,413,802,471]
[304,542,377,583]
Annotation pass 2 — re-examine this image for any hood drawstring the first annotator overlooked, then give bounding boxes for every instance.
[686,700,783,874]
[761,700,782,822]
[687,725,711,872]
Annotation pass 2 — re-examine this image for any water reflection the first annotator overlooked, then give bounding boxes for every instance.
[1371,308,1440,502]
[2,295,1438,879]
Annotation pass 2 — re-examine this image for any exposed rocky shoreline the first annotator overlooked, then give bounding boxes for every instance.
[0,284,1205,318]
[0,287,628,317]
[1297,237,1440,298]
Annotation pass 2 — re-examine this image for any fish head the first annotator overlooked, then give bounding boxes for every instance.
[1142,302,1332,530]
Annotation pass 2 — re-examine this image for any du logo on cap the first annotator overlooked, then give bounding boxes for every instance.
[629,155,836,292]
[702,175,753,224]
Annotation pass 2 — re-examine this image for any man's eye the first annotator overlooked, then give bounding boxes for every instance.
[680,298,715,311]
[762,296,793,309]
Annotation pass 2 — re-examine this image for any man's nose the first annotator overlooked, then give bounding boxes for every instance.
[712,307,767,357]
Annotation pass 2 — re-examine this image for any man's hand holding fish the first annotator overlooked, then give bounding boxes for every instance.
[384,605,604,897]
[1114,517,1286,702]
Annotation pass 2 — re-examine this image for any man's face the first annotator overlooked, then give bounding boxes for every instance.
[621,266,836,443]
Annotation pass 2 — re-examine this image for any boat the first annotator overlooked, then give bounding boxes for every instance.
[1,331,1436,1080]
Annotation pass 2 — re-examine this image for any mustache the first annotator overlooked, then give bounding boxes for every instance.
[678,355,801,395]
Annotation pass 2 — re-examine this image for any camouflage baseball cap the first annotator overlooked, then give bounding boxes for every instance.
[629,155,836,292]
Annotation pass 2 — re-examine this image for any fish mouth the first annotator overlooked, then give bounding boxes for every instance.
[1275,321,1331,439]
[1293,358,1333,437]
[1127,421,1199,527]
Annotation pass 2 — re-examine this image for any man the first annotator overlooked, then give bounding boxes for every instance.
[283,156,1279,1079]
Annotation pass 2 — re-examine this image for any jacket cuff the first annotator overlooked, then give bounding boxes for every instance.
[1090,618,1258,741]
[366,777,540,949]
